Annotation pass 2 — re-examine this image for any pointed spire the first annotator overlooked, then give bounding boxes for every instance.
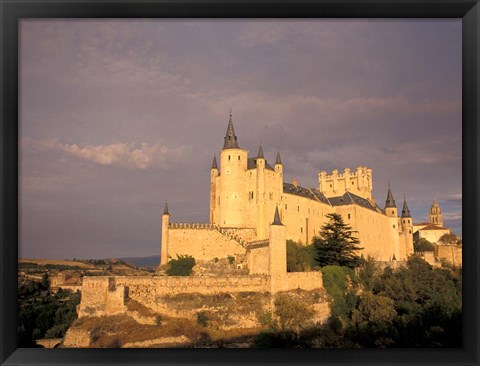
[275,151,282,165]
[385,184,396,208]
[163,201,170,216]
[257,145,264,158]
[272,206,283,225]
[401,196,411,218]
[432,198,439,207]
[211,155,218,169]
[223,110,239,149]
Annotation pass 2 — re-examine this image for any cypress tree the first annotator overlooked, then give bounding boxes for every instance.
[313,213,363,268]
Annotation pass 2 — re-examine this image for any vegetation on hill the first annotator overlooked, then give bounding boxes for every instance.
[166,255,196,276]
[254,255,462,348]
[414,238,436,252]
[18,273,81,347]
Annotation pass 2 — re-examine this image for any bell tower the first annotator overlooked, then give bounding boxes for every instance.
[429,199,443,226]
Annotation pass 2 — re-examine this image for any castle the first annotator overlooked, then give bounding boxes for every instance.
[161,113,414,266]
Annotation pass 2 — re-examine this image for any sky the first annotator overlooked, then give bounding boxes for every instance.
[19,19,462,260]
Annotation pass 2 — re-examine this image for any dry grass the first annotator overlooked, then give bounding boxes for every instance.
[71,313,265,348]
[19,258,96,269]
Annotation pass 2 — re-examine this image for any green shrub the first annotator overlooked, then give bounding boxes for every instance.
[274,294,315,332]
[166,255,195,276]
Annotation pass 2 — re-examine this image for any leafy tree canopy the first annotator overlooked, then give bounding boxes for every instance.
[414,238,435,252]
[438,232,461,245]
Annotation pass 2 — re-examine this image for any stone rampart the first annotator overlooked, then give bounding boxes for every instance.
[167,226,246,262]
[436,244,462,267]
[79,275,272,317]
[278,272,324,292]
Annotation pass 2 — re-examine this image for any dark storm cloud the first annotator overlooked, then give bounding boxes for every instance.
[19,19,462,259]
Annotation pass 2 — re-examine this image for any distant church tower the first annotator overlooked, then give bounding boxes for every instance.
[429,199,443,226]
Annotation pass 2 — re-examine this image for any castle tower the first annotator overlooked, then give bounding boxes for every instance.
[429,199,443,226]
[256,145,266,238]
[219,112,248,227]
[384,184,398,217]
[160,201,170,266]
[274,152,284,216]
[269,206,287,293]
[401,197,414,256]
[209,155,219,223]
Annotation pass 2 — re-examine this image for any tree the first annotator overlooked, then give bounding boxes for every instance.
[414,238,435,252]
[313,213,363,269]
[166,255,195,276]
[286,240,316,272]
[438,232,460,245]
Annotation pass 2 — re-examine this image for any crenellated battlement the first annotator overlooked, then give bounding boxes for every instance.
[318,166,373,200]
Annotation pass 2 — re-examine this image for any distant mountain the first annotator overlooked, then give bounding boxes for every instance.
[118,255,160,268]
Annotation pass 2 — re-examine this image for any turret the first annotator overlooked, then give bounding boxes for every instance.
[210,155,219,223]
[401,196,414,256]
[256,145,266,238]
[429,199,443,226]
[160,201,170,266]
[269,206,287,293]
[384,184,397,217]
[219,111,248,227]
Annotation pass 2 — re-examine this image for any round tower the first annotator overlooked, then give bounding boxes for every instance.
[401,197,414,256]
[210,155,219,224]
[384,184,398,217]
[256,145,266,238]
[219,112,248,227]
[160,201,170,266]
[269,206,287,293]
[429,199,443,226]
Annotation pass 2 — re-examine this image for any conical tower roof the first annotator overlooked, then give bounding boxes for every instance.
[223,111,239,149]
[275,151,282,165]
[163,201,170,216]
[211,155,218,169]
[385,185,397,208]
[272,206,283,225]
[401,197,411,218]
[257,145,264,158]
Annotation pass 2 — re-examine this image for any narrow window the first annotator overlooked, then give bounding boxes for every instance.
[408,219,410,224]
[393,224,396,228]
[238,155,240,160]
[285,204,287,209]
[300,227,303,233]
[228,155,231,161]
[348,213,351,219]
[409,230,412,234]
[297,206,300,211]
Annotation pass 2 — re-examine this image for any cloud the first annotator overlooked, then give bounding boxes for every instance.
[22,138,188,170]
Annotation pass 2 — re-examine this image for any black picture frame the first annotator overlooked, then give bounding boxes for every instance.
[1,1,478,365]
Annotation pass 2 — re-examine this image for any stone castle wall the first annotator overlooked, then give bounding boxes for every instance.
[436,244,462,267]
[167,225,246,262]
[79,275,272,317]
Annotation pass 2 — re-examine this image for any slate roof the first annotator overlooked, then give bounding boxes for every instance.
[247,158,275,171]
[283,182,323,201]
[282,183,383,214]
[418,223,449,231]
[223,114,240,149]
